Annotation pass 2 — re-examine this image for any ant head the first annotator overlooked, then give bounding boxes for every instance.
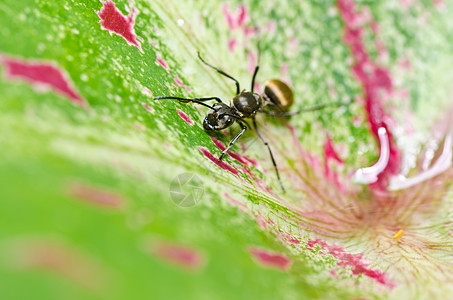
[203,103,236,131]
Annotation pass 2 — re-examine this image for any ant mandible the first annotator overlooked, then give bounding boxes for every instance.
[154,52,332,192]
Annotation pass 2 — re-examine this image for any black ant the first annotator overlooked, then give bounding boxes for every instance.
[154,52,337,191]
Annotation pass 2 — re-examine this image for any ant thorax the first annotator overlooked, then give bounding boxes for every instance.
[231,91,263,118]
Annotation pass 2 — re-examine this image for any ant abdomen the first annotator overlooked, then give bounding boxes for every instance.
[263,79,294,111]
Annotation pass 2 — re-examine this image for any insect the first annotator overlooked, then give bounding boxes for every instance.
[154,52,335,191]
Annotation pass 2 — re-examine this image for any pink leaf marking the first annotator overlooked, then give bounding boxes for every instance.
[67,181,124,208]
[248,247,292,271]
[222,3,249,31]
[174,75,191,93]
[211,137,226,151]
[224,193,248,212]
[197,146,240,177]
[142,102,154,113]
[9,239,109,291]
[324,134,344,181]
[150,241,204,270]
[142,87,152,95]
[255,213,268,230]
[176,109,194,125]
[97,0,142,51]
[156,52,169,70]
[228,38,237,53]
[210,137,250,165]
[307,239,395,288]
[399,0,415,8]
[433,0,445,9]
[338,0,401,190]
[1,56,87,107]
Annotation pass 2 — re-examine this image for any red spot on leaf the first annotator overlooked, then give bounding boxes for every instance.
[156,52,169,70]
[433,0,445,9]
[244,26,257,37]
[324,135,343,165]
[228,152,249,165]
[142,87,152,95]
[330,269,339,278]
[308,239,395,288]
[236,4,247,27]
[1,56,87,107]
[67,182,124,208]
[142,102,154,113]
[197,146,240,177]
[211,137,226,151]
[210,137,251,166]
[266,21,276,34]
[176,109,194,125]
[324,134,346,190]
[224,193,248,211]
[255,213,268,230]
[399,0,415,8]
[222,3,249,31]
[228,38,237,52]
[150,241,204,270]
[249,247,292,271]
[97,0,142,51]
[288,237,301,245]
[9,239,108,291]
[174,75,191,93]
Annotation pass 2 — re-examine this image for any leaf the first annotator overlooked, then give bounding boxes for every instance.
[1,0,453,299]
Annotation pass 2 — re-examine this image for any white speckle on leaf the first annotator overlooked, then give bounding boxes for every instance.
[37,43,45,52]
[80,74,89,82]
[310,60,319,70]
[328,6,337,16]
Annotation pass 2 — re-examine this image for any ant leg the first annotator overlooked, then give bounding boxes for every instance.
[154,96,223,110]
[198,52,241,95]
[252,117,285,192]
[219,123,247,161]
[262,101,348,116]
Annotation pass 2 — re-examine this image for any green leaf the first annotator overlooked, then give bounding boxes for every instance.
[1,0,453,299]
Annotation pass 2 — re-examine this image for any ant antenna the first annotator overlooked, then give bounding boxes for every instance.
[251,38,261,93]
[250,29,263,93]
[154,96,222,110]
[197,52,241,95]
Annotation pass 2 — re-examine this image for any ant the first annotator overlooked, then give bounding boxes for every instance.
[154,52,338,191]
